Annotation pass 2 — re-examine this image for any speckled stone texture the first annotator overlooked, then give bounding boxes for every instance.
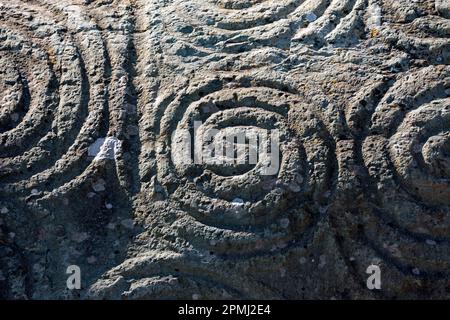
[0,0,448,299]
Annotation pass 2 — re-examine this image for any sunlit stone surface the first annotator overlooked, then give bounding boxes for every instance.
[0,0,448,299]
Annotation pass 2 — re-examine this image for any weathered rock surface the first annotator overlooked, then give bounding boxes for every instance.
[0,0,448,299]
